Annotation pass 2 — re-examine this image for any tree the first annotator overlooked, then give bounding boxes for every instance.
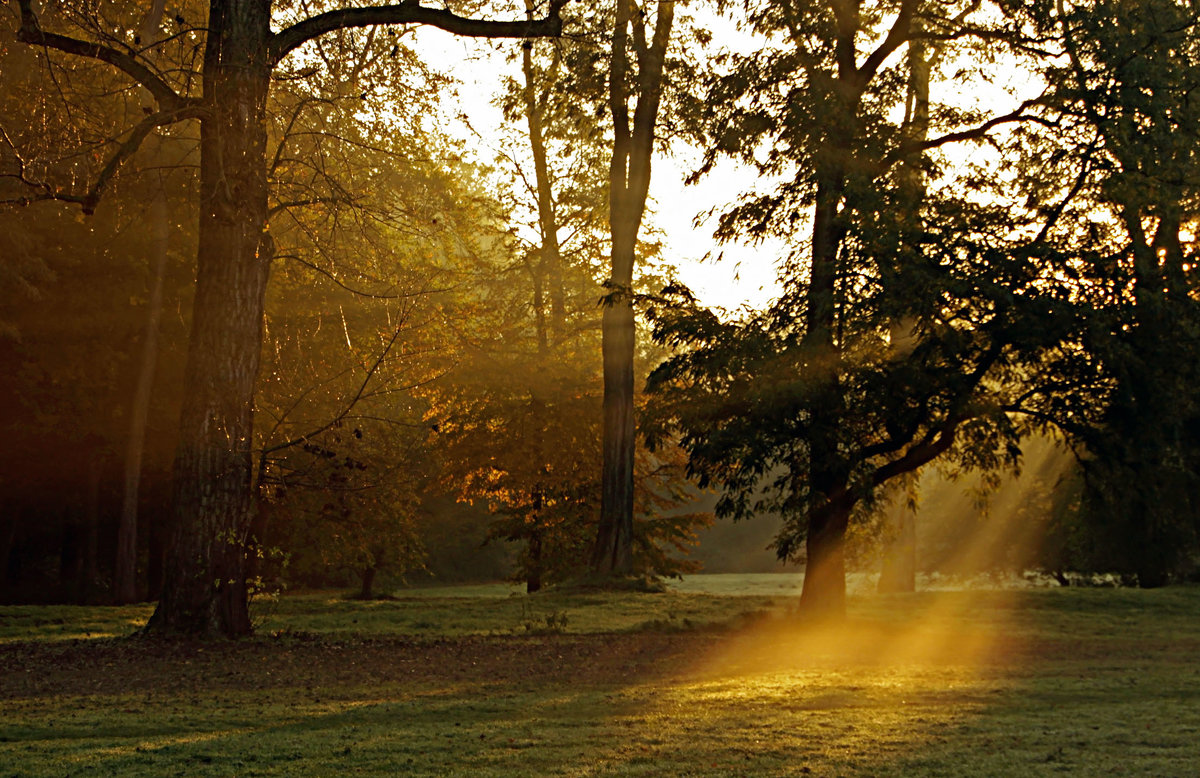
[9,0,567,636]
[594,0,675,576]
[252,123,505,597]
[1013,0,1200,585]
[427,24,709,590]
[645,0,1068,617]
[114,0,176,605]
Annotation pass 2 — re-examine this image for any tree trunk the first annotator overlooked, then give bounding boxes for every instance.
[0,507,15,599]
[146,0,272,637]
[359,564,376,599]
[116,182,169,604]
[520,20,566,334]
[147,502,166,601]
[59,508,81,597]
[877,507,916,593]
[797,169,847,616]
[526,530,543,593]
[799,498,851,620]
[80,457,102,604]
[591,0,673,578]
[594,297,636,575]
[244,487,272,588]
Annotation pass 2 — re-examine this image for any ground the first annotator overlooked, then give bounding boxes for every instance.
[2,577,1199,776]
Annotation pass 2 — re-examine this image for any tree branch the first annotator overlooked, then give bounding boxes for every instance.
[80,104,205,213]
[856,0,919,90]
[260,315,411,459]
[15,0,190,112]
[881,96,1051,170]
[269,0,569,65]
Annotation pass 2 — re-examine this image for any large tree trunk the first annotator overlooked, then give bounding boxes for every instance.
[146,0,272,637]
[797,163,848,616]
[799,497,851,619]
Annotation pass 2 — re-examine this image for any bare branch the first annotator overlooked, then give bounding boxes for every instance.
[80,104,205,213]
[261,318,410,458]
[15,0,190,112]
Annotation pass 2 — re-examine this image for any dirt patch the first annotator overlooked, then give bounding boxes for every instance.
[0,632,718,701]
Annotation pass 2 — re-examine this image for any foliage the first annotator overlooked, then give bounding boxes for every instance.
[1013,0,1200,585]
[429,6,708,592]
[643,0,1083,614]
[254,89,516,595]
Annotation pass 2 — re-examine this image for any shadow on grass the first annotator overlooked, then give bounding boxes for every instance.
[5,588,1200,776]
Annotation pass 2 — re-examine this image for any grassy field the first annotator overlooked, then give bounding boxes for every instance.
[2,577,1199,776]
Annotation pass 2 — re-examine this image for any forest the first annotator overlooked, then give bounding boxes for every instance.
[2,0,1199,640]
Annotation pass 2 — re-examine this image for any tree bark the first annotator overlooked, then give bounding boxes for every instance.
[146,0,272,637]
[591,0,673,577]
[799,498,851,619]
[594,297,636,574]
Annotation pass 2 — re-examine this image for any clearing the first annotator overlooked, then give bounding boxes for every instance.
[2,575,1199,776]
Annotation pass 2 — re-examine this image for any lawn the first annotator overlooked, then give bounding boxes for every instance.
[2,577,1199,776]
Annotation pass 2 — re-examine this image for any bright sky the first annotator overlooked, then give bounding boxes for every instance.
[410,28,781,313]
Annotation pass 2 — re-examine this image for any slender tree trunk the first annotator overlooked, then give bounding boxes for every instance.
[520,18,566,333]
[116,183,169,604]
[116,2,171,605]
[80,457,102,604]
[60,508,81,597]
[591,0,673,577]
[146,0,272,637]
[878,507,916,593]
[359,564,376,599]
[526,530,543,593]
[147,502,166,600]
[0,507,15,599]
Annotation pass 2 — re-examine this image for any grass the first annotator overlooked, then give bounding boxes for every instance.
[3,577,1200,776]
[0,590,782,644]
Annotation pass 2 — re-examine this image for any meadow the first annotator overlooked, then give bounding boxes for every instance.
[2,575,1199,776]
